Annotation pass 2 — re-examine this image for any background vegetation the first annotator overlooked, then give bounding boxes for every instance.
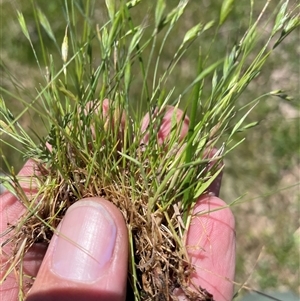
[0,0,299,299]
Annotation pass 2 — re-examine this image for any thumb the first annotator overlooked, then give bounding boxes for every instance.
[27,198,128,301]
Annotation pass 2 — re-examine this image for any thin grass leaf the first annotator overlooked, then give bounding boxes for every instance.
[182,59,223,95]
[229,102,258,139]
[236,121,259,132]
[107,12,122,53]
[194,167,223,199]
[240,24,257,54]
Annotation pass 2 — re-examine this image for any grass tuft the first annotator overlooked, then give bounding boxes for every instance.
[0,0,299,300]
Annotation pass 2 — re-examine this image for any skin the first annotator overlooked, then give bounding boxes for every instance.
[0,106,235,301]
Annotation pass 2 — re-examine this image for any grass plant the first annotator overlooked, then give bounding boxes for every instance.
[0,0,299,300]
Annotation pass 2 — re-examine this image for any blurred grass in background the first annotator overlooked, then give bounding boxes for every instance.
[0,0,299,299]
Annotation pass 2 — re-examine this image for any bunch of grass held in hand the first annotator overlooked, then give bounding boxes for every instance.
[0,0,299,300]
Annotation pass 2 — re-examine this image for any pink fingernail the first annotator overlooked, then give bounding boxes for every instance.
[51,200,117,283]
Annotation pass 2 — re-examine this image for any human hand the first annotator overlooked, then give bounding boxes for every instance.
[0,106,235,301]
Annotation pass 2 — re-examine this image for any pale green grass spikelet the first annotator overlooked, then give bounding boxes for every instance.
[155,0,166,29]
[17,11,30,41]
[36,7,56,43]
[219,0,236,25]
[62,25,69,77]
[61,25,69,64]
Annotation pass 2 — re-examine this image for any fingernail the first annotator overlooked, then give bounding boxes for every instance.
[51,200,117,283]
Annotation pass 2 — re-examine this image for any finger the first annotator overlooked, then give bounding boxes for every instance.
[1,159,39,237]
[0,159,40,244]
[140,107,222,195]
[27,197,128,301]
[0,244,47,301]
[83,99,126,151]
[141,106,189,145]
[141,106,223,198]
[185,196,235,301]
[0,160,42,300]
[85,99,126,135]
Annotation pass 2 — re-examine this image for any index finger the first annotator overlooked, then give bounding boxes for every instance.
[0,159,38,240]
[0,160,44,301]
